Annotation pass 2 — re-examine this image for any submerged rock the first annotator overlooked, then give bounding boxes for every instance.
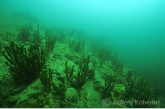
[66,88,78,102]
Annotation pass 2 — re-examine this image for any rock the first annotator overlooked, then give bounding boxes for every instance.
[111,84,125,100]
[16,79,44,105]
[77,101,84,108]
[66,88,78,102]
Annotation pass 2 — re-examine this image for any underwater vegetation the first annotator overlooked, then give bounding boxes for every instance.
[45,28,58,53]
[18,25,31,42]
[0,9,164,108]
[65,55,95,90]
[1,41,46,85]
[32,24,41,43]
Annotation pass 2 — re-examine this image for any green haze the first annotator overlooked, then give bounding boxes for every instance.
[1,0,165,86]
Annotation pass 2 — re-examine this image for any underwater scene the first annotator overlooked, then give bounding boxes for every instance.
[0,0,165,108]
